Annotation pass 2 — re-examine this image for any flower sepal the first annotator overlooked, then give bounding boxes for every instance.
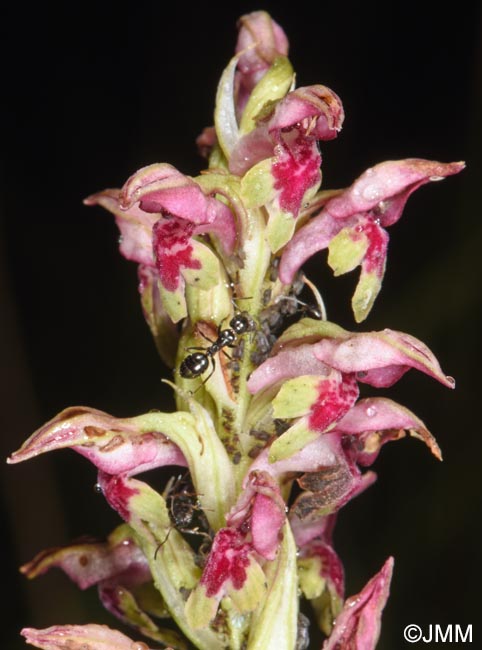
[7,406,188,476]
[20,524,186,648]
[21,624,157,650]
[322,557,394,649]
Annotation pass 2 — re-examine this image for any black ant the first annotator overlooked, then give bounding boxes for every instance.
[179,311,255,383]
[154,475,212,561]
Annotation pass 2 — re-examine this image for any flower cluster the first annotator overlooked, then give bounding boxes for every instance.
[10,11,463,650]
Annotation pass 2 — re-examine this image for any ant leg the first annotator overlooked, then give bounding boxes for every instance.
[197,330,216,345]
[190,356,217,395]
[154,528,172,559]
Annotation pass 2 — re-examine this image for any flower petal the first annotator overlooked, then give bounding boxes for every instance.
[249,435,340,478]
[152,219,224,296]
[239,55,294,135]
[231,86,343,213]
[298,537,344,635]
[334,396,442,461]
[267,373,359,461]
[20,524,148,590]
[121,164,212,223]
[185,528,266,628]
[121,163,236,252]
[278,211,341,284]
[228,470,285,560]
[152,218,201,292]
[98,582,185,648]
[84,189,156,266]
[326,159,465,226]
[267,85,344,141]
[137,264,179,367]
[7,407,187,476]
[21,624,154,650]
[322,557,394,650]
[247,343,331,394]
[328,218,389,322]
[313,328,455,388]
[235,10,289,115]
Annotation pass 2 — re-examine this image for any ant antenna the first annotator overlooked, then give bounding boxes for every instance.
[301,274,327,320]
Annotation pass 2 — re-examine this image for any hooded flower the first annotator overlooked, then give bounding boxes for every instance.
[185,470,285,627]
[85,163,237,322]
[234,10,289,115]
[234,84,344,251]
[247,319,453,462]
[279,158,465,321]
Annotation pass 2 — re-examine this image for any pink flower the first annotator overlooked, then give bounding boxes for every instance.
[245,322,448,522]
[249,321,454,392]
[279,158,465,320]
[185,471,285,626]
[230,85,344,220]
[85,163,236,321]
[322,557,394,649]
[234,10,289,115]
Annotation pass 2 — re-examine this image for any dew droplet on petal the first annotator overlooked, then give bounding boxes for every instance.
[366,406,377,417]
[362,184,382,201]
[445,375,456,387]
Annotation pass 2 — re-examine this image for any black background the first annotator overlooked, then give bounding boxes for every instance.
[1,2,481,648]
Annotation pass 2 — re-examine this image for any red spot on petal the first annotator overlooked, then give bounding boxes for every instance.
[309,374,359,432]
[360,220,388,275]
[201,529,251,598]
[104,475,139,521]
[272,133,321,216]
[153,219,202,292]
[311,541,345,597]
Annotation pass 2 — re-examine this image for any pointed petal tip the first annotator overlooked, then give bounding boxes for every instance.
[445,375,456,389]
[83,188,120,206]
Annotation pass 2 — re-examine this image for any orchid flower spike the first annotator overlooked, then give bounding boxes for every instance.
[10,9,463,650]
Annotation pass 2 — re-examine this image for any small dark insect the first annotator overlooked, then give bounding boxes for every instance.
[154,475,211,560]
[295,612,311,650]
[180,311,255,384]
